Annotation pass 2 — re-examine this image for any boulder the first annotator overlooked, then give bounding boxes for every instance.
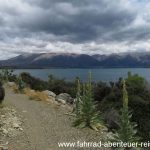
[43,90,56,98]
[7,82,16,87]
[57,99,66,105]
[53,100,60,106]
[46,97,55,103]
[56,93,74,104]
[0,82,5,103]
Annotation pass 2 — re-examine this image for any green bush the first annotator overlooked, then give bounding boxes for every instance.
[48,74,76,97]
[20,72,48,91]
[93,81,111,102]
[20,72,76,97]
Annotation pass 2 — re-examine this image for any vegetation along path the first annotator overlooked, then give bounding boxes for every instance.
[3,87,108,150]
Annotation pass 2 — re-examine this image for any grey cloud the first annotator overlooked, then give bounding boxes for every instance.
[111,25,150,43]
[0,0,150,59]
[12,0,136,43]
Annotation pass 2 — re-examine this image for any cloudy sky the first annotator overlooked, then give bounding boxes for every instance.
[0,0,150,59]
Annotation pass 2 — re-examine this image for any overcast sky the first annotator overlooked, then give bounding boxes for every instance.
[0,0,150,59]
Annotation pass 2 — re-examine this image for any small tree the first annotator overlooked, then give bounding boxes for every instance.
[73,73,103,131]
[112,80,140,149]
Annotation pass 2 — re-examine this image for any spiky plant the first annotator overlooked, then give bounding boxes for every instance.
[73,73,103,131]
[112,80,140,149]
[73,79,82,117]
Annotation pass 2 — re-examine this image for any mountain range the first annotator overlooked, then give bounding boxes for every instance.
[1,52,150,68]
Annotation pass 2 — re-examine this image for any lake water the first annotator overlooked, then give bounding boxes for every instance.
[13,68,150,82]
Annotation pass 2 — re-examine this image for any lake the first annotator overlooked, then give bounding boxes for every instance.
[13,68,150,82]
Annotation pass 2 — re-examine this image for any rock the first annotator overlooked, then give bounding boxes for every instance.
[0,107,23,137]
[56,93,74,104]
[1,115,5,118]
[2,146,8,150]
[0,82,5,103]
[53,100,60,105]
[19,128,23,131]
[46,97,55,103]
[12,123,20,129]
[57,99,66,105]
[7,82,16,87]
[30,89,35,93]
[2,129,8,135]
[43,90,56,98]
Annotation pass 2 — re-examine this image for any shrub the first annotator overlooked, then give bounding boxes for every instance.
[20,72,76,97]
[93,81,111,102]
[48,74,76,97]
[20,72,48,91]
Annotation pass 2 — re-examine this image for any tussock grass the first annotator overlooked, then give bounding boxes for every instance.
[24,88,49,101]
[11,84,19,93]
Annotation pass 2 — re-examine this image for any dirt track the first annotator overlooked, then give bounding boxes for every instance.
[2,87,109,150]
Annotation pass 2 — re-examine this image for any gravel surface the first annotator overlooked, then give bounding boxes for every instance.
[1,87,110,150]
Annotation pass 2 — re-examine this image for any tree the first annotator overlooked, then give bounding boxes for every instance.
[126,72,147,95]
[73,73,104,131]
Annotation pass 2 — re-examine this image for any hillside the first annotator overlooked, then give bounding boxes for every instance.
[1,52,150,68]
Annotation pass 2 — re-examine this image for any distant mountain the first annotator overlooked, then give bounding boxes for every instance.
[0,53,100,68]
[92,52,150,67]
[1,52,150,68]
[92,54,141,67]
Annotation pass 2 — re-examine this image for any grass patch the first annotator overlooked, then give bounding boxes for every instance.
[24,88,49,101]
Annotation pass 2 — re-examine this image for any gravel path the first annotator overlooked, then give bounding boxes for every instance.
[2,87,109,150]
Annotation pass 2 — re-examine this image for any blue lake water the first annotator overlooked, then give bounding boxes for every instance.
[13,68,150,82]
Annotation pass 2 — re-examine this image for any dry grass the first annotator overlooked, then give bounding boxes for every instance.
[23,88,49,101]
[11,84,19,93]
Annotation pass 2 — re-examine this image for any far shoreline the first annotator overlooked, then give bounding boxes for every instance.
[1,67,150,69]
